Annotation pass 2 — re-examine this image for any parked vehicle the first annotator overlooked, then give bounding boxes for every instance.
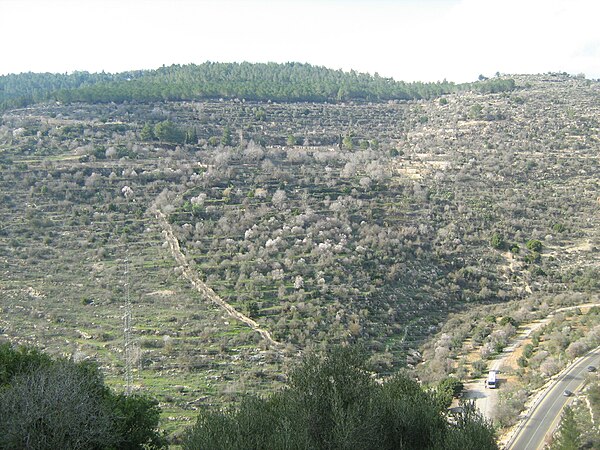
[486,371,497,389]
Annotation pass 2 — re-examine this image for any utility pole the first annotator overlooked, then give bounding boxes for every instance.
[123,258,133,395]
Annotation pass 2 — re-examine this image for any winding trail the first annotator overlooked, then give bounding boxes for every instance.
[154,208,282,349]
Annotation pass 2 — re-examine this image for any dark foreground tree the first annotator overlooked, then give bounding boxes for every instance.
[182,346,496,450]
[436,377,465,409]
[0,343,165,450]
[0,360,116,449]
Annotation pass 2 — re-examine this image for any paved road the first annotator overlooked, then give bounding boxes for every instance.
[507,347,600,450]
[463,305,600,422]
[463,360,503,419]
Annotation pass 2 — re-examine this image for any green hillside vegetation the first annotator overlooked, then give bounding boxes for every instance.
[0,68,598,442]
[0,62,515,110]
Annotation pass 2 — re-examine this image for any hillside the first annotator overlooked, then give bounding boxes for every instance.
[0,69,598,435]
[0,62,515,109]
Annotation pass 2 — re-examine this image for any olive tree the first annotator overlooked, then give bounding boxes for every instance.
[182,346,497,450]
[0,361,116,450]
[0,344,165,450]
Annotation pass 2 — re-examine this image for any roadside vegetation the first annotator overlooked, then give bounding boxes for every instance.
[419,296,600,440]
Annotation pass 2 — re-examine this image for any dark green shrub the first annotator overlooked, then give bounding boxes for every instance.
[182,346,497,450]
[0,344,165,449]
[526,239,542,252]
[490,233,505,250]
[437,377,465,408]
[499,316,518,327]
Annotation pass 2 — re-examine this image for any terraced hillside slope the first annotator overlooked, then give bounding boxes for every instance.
[0,72,598,435]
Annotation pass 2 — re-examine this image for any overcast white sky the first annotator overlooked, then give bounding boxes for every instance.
[1,0,599,82]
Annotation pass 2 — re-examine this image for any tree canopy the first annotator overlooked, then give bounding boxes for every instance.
[0,62,516,110]
[182,346,497,450]
[0,343,165,450]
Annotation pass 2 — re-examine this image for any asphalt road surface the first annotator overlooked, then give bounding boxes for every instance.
[507,347,600,450]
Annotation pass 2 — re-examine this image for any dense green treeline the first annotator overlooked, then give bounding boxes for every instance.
[182,346,497,450]
[0,62,516,110]
[0,70,143,110]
